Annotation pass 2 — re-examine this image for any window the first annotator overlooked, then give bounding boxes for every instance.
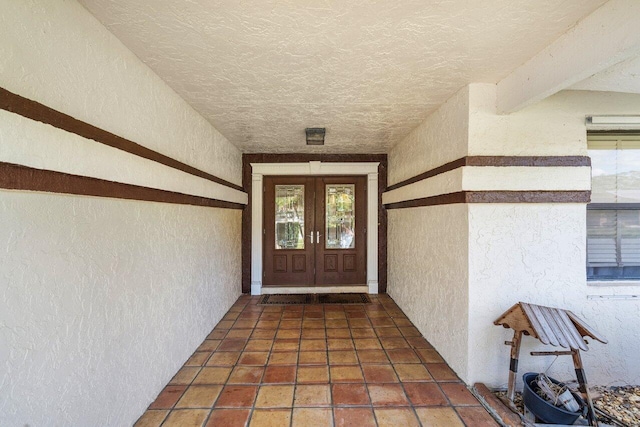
[587,134,640,280]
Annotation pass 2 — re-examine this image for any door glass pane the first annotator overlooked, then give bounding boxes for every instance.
[275,185,305,249]
[326,184,355,249]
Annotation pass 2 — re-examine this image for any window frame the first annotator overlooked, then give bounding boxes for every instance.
[587,133,640,283]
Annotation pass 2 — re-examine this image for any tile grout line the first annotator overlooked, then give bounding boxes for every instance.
[157,299,245,427]
[383,297,471,427]
[379,297,426,427]
[202,299,246,427]
[206,297,254,426]
[140,295,495,427]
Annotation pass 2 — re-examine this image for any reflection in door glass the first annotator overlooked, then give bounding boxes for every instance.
[326,184,355,249]
[275,185,305,249]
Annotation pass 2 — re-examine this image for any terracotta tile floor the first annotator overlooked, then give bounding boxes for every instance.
[135,294,497,427]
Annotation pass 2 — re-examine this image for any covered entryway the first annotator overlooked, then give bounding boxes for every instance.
[250,162,380,295]
[135,294,498,427]
[263,176,367,287]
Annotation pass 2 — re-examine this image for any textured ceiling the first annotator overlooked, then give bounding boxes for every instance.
[79,0,607,153]
[571,55,640,94]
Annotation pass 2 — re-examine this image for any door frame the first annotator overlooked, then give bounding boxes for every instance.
[251,161,379,295]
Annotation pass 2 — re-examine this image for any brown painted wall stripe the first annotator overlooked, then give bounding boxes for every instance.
[384,190,591,209]
[0,87,244,192]
[385,158,466,191]
[386,155,591,191]
[466,156,591,167]
[0,162,244,209]
[384,192,467,209]
[465,190,591,204]
[588,130,640,135]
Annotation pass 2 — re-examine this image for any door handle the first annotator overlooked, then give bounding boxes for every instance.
[316,231,321,244]
[308,231,314,244]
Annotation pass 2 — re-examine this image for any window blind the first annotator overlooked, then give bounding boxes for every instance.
[587,134,640,280]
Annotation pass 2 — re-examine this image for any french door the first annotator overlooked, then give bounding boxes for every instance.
[263,176,367,287]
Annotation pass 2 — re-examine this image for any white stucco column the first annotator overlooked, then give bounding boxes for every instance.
[386,84,640,387]
[250,173,264,296]
[367,172,379,294]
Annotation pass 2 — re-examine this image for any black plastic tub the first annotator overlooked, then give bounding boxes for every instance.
[522,372,585,424]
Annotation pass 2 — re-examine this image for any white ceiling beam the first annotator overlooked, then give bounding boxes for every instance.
[497,0,640,114]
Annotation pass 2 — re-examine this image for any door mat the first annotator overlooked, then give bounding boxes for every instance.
[259,293,371,305]
[258,294,314,305]
[318,293,371,304]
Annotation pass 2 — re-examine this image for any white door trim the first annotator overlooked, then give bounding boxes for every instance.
[251,161,379,295]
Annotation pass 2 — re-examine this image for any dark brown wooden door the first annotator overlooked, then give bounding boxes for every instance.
[263,177,315,286]
[314,176,366,285]
[263,176,367,287]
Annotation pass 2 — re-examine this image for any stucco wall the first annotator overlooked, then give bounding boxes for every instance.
[0,193,241,426]
[0,0,241,186]
[388,206,469,380]
[387,87,471,380]
[388,85,470,184]
[387,83,640,388]
[466,85,640,387]
[468,83,587,156]
[468,203,640,387]
[467,204,589,386]
[0,1,243,425]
